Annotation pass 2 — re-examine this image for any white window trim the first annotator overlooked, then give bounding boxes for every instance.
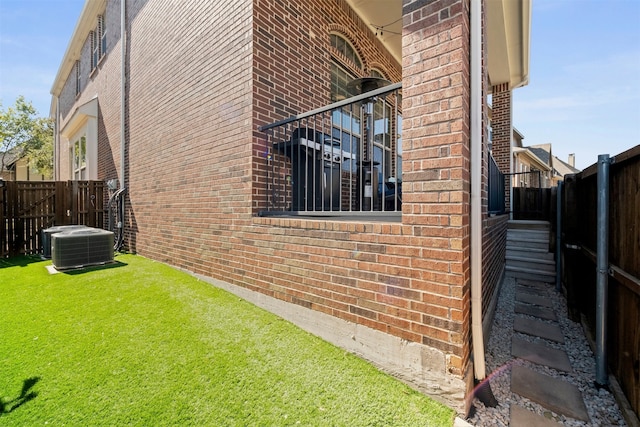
[98,15,106,60]
[60,97,98,180]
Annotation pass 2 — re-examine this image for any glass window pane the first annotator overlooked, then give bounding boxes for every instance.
[80,136,87,167]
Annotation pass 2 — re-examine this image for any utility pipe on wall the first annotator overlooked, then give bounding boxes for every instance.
[117,0,127,247]
[470,0,487,389]
[595,154,610,387]
[54,96,60,181]
[120,0,126,191]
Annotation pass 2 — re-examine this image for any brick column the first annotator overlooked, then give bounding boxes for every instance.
[491,82,511,210]
[402,0,472,392]
[491,83,511,174]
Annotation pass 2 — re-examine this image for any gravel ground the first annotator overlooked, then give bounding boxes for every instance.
[467,275,628,426]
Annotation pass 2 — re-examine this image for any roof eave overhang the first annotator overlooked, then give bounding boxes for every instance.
[50,0,107,112]
[60,96,98,139]
[487,0,531,90]
[514,148,552,172]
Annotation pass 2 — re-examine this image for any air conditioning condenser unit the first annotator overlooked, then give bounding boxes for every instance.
[51,228,114,270]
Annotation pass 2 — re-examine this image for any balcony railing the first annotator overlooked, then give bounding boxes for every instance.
[488,154,506,215]
[259,83,402,216]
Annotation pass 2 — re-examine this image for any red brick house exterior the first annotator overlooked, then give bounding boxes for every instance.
[51,0,530,414]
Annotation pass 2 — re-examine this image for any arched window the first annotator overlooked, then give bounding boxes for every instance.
[370,69,386,79]
[330,34,362,102]
[330,34,362,69]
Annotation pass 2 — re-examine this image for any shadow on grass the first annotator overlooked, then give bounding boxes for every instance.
[0,377,40,416]
[0,255,45,269]
[61,260,128,276]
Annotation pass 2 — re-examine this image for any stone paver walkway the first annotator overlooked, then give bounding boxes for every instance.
[509,279,590,424]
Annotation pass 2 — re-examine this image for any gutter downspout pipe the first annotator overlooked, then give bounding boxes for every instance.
[120,0,126,191]
[118,0,127,246]
[54,96,60,181]
[470,0,495,407]
[595,154,610,388]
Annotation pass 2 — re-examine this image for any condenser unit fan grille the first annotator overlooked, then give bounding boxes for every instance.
[51,228,114,270]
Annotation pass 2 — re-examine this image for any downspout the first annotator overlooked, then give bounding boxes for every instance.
[470,0,494,404]
[54,96,60,181]
[120,0,126,191]
[119,0,127,246]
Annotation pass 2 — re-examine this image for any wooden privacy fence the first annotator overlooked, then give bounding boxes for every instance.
[512,186,551,221]
[0,180,106,258]
[561,145,640,417]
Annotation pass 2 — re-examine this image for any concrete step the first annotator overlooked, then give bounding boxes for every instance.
[506,238,549,251]
[506,265,556,283]
[508,220,551,231]
[507,247,555,261]
[506,257,556,273]
[506,232,548,241]
[511,365,590,422]
[507,254,556,266]
[512,336,573,372]
[508,229,550,240]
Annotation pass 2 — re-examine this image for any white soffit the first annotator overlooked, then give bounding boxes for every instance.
[487,0,531,89]
[50,0,107,100]
[345,0,402,65]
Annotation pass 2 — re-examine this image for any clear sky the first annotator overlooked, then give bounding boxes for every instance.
[513,0,640,170]
[1,0,639,170]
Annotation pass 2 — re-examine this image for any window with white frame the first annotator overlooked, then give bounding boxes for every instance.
[91,30,98,70]
[330,35,362,173]
[63,98,98,181]
[71,136,87,180]
[330,61,361,173]
[369,69,401,190]
[91,15,106,71]
[99,15,106,59]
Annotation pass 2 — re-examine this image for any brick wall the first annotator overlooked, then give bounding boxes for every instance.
[57,0,127,184]
[251,0,402,212]
[482,214,507,316]
[401,0,472,378]
[491,83,511,213]
[480,0,506,338]
[52,0,506,412]
[491,82,511,174]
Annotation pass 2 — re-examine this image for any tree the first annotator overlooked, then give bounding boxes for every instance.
[0,96,54,179]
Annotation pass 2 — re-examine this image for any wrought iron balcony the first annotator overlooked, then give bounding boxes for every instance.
[259,83,402,217]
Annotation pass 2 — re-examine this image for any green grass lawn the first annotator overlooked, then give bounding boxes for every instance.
[0,254,455,426]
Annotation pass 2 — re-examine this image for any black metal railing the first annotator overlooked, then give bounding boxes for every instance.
[506,170,554,220]
[259,83,402,216]
[488,154,505,215]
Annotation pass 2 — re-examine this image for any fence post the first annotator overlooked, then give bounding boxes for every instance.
[55,181,65,225]
[596,154,610,388]
[9,181,20,256]
[0,181,5,257]
[555,181,563,292]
